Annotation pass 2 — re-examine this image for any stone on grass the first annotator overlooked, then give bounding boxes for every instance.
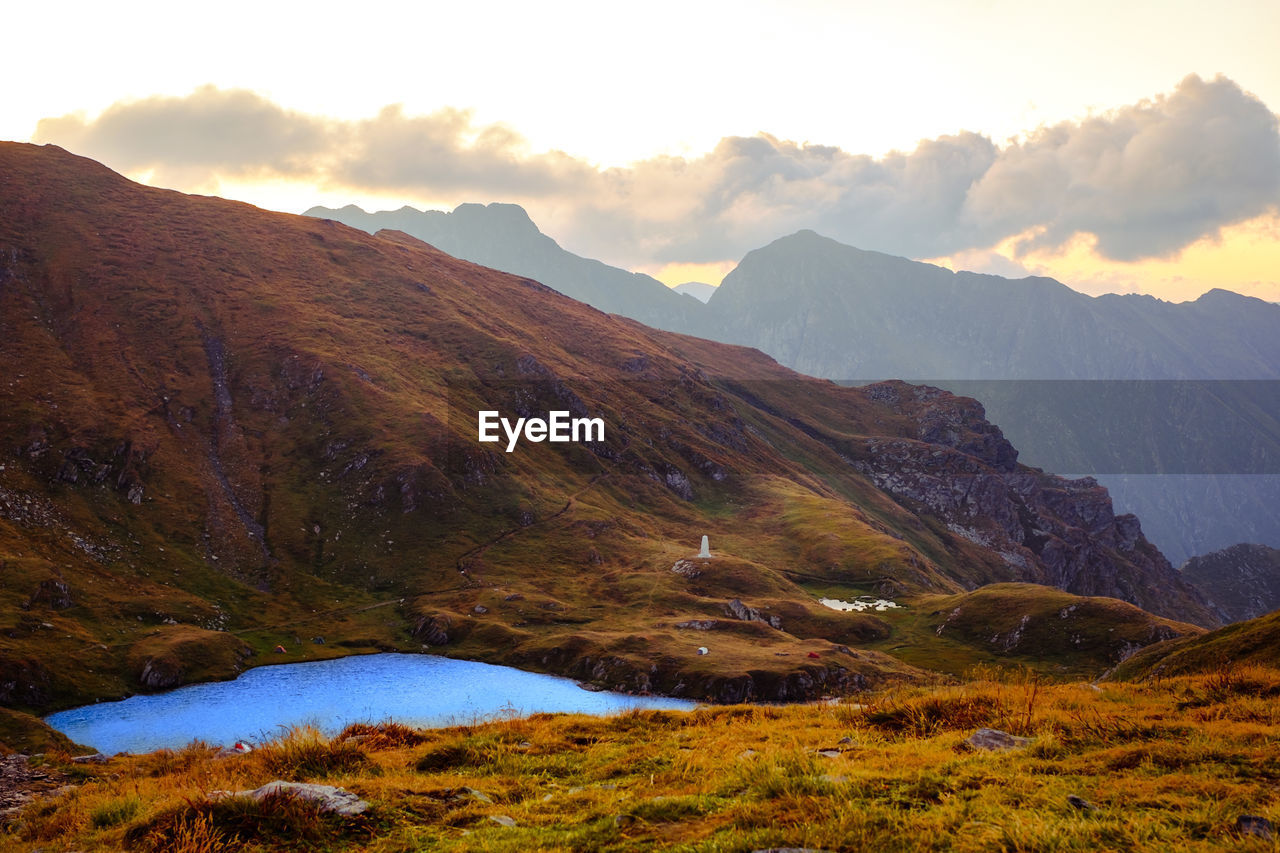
[966,728,1033,751]
[489,814,517,827]
[1236,815,1273,839]
[217,781,369,816]
[1067,794,1095,811]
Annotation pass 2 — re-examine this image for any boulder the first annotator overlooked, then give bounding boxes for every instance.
[1236,815,1273,840]
[214,781,368,816]
[966,728,1033,751]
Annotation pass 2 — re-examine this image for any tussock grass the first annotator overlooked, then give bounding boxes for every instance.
[125,790,374,852]
[255,725,370,779]
[88,795,142,829]
[7,670,1280,851]
[338,721,430,750]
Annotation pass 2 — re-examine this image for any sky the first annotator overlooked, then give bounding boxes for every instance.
[9,0,1280,301]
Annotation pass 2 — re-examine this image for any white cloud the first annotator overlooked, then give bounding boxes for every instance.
[34,75,1280,268]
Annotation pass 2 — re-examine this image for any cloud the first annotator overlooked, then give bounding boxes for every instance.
[35,86,334,188]
[33,75,1280,267]
[963,74,1280,261]
[336,105,596,196]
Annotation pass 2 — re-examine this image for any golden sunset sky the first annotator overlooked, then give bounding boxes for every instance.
[9,0,1280,301]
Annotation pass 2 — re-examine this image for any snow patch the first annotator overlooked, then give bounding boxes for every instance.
[820,597,901,612]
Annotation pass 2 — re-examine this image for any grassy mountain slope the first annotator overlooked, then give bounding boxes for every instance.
[1111,607,1280,680]
[0,143,1212,721]
[858,583,1201,677]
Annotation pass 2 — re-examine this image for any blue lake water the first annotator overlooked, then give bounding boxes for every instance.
[45,653,696,754]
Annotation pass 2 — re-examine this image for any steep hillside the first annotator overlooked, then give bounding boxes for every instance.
[1181,543,1280,623]
[0,144,1212,719]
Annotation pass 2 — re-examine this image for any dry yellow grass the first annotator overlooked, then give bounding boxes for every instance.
[5,667,1280,851]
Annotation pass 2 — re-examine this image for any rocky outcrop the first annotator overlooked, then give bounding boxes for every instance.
[0,753,74,819]
[1181,544,1280,623]
[25,578,74,610]
[851,383,1218,627]
[521,641,917,703]
[410,611,473,647]
[725,598,783,629]
[572,654,873,703]
[0,657,51,707]
[126,627,254,692]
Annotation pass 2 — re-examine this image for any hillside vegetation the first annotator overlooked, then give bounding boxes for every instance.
[1112,607,1280,681]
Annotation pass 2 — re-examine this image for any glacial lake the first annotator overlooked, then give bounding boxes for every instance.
[45,653,697,755]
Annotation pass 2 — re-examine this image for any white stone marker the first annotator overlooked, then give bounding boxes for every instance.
[697,535,711,558]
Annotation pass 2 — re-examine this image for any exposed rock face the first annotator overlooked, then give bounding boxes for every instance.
[0,657,51,706]
[725,598,783,629]
[524,643,910,703]
[25,578,74,610]
[1181,544,1280,623]
[137,657,184,689]
[412,613,458,646]
[852,382,1218,626]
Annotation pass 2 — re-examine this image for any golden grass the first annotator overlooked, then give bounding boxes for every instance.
[6,669,1280,851]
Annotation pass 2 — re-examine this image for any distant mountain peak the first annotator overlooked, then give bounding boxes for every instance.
[450,201,539,231]
[672,282,717,303]
[305,201,701,329]
[1194,287,1273,306]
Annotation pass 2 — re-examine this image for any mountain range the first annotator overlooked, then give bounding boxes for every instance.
[305,203,703,331]
[309,204,1280,564]
[0,143,1221,742]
